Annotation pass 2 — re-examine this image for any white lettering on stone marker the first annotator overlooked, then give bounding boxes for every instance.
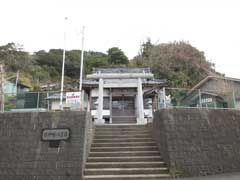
[42,129,70,141]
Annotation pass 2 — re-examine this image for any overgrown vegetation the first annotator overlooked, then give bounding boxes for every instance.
[0,40,222,90]
[131,39,220,88]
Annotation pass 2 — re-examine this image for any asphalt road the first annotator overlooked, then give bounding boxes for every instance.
[173,172,240,180]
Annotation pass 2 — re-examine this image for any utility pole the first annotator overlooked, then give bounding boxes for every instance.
[15,70,20,94]
[79,26,85,110]
[60,17,68,110]
[79,26,85,92]
[0,64,5,112]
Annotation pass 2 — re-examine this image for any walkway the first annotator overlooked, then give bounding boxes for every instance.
[175,172,240,180]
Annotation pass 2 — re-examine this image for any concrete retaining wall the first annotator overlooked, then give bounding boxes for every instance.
[0,111,93,180]
[153,109,240,177]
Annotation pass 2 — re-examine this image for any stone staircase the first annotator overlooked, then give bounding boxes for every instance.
[111,116,136,124]
[84,125,171,180]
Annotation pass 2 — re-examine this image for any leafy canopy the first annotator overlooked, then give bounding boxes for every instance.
[0,41,222,90]
[131,40,219,88]
[0,43,30,72]
[107,47,129,65]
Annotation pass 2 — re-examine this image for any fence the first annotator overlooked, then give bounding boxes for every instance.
[1,87,240,113]
[0,91,89,113]
[158,87,240,110]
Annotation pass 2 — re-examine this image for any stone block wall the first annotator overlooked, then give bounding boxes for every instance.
[0,111,93,180]
[153,109,240,177]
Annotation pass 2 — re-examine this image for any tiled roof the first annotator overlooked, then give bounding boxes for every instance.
[82,79,167,87]
[92,68,151,74]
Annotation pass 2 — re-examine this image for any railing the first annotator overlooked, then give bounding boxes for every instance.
[0,91,89,113]
[158,87,240,110]
[2,87,239,113]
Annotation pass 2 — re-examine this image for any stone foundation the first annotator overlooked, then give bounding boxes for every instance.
[153,109,240,177]
[0,111,93,180]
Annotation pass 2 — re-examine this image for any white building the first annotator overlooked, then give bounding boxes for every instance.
[82,68,167,124]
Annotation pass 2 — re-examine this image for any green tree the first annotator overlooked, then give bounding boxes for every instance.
[140,38,154,59]
[33,49,109,83]
[107,47,129,65]
[0,43,30,72]
[84,51,108,74]
[85,56,108,74]
[131,39,154,67]
[131,40,219,88]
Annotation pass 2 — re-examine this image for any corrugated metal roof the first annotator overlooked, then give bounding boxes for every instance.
[190,75,240,93]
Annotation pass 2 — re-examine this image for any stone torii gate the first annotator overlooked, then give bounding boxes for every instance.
[87,71,154,125]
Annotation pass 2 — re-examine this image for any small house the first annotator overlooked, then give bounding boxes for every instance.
[181,76,240,109]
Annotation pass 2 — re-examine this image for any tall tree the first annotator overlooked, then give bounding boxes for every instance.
[107,47,129,65]
[0,43,30,72]
[0,43,31,89]
[132,41,218,88]
[33,49,109,83]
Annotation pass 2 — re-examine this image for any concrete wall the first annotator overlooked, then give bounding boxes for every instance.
[153,109,240,177]
[51,100,69,110]
[0,111,93,180]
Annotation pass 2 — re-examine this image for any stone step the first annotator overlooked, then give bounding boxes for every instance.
[88,151,160,157]
[90,146,159,152]
[111,116,136,119]
[84,174,171,180]
[84,124,171,180]
[95,129,151,134]
[95,133,151,136]
[112,121,137,124]
[94,134,151,138]
[95,128,151,133]
[85,161,166,169]
[91,142,156,147]
[95,127,149,132]
[93,138,153,143]
[94,134,152,139]
[95,125,148,129]
[87,156,162,162]
[84,167,168,175]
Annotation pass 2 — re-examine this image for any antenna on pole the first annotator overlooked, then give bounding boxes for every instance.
[79,26,85,92]
[60,17,68,110]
